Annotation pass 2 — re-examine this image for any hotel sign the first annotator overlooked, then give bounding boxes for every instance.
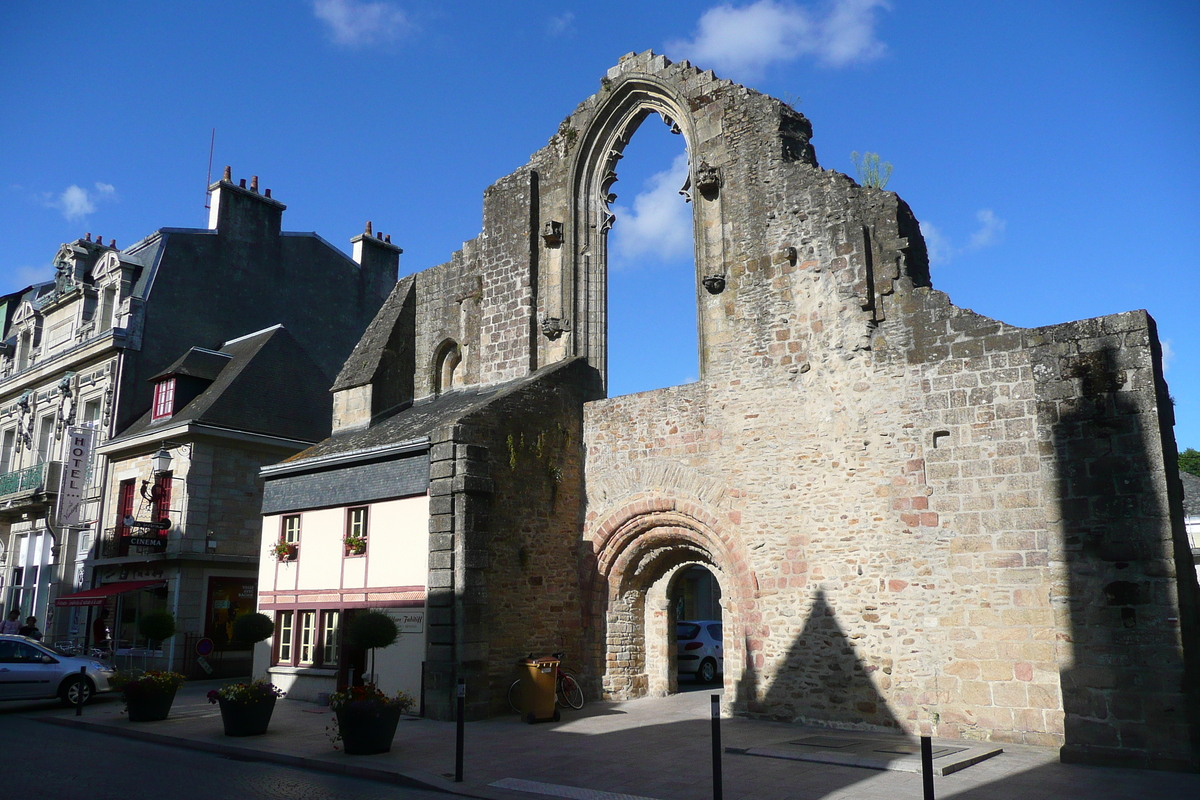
[57,426,96,527]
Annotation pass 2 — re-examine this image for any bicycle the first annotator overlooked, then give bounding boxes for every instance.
[507,652,585,715]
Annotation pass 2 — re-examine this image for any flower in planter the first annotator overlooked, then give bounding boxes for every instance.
[343,533,367,555]
[112,670,186,698]
[271,537,297,562]
[326,683,414,750]
[207,679,285,704]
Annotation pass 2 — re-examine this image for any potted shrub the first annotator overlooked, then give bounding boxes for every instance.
[208,680,285,736]
[329,684,414,754]
[114,670,186,721]
[344,532,366,555]
[329,611,406,754]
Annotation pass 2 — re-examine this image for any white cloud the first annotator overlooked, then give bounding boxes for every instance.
[547,12,575,36]
[610,153,693,268]
[667,0,889,80]
[47,182,117,222]
[312,0,411,48]
[1161,339,1175,374]
[921,209,1007,268]
[967,208,1006,250]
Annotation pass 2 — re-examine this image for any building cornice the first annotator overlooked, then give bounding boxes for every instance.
[97,422,318,456]
[259,437,430,479]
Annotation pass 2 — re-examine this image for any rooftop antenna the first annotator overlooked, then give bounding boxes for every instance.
[203,128,216,217]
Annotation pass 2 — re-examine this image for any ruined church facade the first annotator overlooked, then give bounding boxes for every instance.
[305,52,1198,769]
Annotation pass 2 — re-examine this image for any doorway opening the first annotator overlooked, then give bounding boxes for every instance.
[605,117,698,397]
[671,565,723,690]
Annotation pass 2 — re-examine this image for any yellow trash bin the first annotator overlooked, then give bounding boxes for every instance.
[517,656,560,724]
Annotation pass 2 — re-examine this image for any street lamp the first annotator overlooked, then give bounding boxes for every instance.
[151,446,172,476]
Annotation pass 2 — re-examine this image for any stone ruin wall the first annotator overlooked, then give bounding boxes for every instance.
[381,51,1196,766]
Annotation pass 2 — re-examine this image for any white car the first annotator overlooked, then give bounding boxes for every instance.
[0,634,116,705]
[677,620,723,683]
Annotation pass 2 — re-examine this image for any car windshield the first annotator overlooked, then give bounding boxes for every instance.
[39,642,72,657]
[676,623,700,641]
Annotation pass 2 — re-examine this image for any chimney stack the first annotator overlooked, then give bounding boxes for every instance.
[207,168,286,237]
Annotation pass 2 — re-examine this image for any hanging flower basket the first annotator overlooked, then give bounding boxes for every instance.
[208,680,285,736]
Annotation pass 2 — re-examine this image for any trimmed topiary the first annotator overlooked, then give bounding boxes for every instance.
[346,611,397,650]
[138,611,176,644]
[232,612,275,644]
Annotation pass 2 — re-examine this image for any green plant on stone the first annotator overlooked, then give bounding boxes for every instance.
[851,151,893,190]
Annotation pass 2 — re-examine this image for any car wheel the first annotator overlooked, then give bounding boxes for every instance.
[697,658,718,684]
[60,675,94,707]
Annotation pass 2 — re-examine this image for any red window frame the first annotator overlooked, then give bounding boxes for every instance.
[152,378,176,420]
[153,472,172,525]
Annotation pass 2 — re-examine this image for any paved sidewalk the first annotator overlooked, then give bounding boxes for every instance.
[34,681,1200,800]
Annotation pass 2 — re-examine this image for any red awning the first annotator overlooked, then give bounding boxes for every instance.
[54,580,165,607]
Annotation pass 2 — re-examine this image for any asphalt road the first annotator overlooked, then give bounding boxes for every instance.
[2,700,465,800]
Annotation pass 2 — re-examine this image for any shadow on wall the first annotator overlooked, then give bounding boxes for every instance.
[738,588,902,731]
[1050,342,1200,769]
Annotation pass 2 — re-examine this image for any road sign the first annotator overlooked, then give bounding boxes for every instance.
[196,656,214,675]
[196,638,214,657]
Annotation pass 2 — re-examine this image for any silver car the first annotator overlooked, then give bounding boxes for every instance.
[0,634,116,705]
[677,620,723,683]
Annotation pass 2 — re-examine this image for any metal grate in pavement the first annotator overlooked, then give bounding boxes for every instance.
[490,778,662,800]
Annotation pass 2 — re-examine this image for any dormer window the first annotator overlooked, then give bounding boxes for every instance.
[152,378,176,421]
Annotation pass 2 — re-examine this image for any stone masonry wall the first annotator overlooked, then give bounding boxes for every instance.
[351,51,1197,766]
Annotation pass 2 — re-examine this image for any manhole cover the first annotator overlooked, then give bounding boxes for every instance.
[788,736,862,749]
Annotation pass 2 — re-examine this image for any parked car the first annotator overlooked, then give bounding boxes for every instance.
[0,634,116,705]
[677,620,723,683]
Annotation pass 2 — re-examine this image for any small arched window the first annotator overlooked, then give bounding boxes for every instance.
[433,340,462,394]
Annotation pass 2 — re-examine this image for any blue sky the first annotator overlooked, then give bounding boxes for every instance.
[2,2,1197,444]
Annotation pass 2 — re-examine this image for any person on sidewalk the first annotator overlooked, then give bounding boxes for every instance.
[92,608,111,651]
[18,616,41,640]
[0,610,21,635]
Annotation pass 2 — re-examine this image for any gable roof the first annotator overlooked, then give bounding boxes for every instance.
[331,275,414,391]
[115,325,334,444]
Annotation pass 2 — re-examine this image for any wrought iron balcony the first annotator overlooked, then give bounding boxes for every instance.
[98,526,168,559]
[0,461,61,518]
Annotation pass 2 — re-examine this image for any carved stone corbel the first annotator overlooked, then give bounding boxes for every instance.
[695,162,721,198]
[541,317,571,340]
[541,220,563,247]
[702,275,727,295]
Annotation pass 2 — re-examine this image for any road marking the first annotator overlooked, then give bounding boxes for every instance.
[489,778,661,800]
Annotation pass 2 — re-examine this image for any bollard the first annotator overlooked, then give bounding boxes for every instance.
[921,735,934,800]
[711,694,723,800]
[455,678,465,783]
[76,665,86,716]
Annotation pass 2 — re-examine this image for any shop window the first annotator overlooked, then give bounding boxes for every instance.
[321,610,340,666]
[345,507,368,556]
[276,611,294,663]
[152,378,176,421]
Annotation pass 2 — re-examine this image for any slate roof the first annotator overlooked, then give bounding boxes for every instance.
[114,325,333,445]
[149,347,231,382]
[331,275,414,391]
[285,359,589,466]
[1181,471,1200,517]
